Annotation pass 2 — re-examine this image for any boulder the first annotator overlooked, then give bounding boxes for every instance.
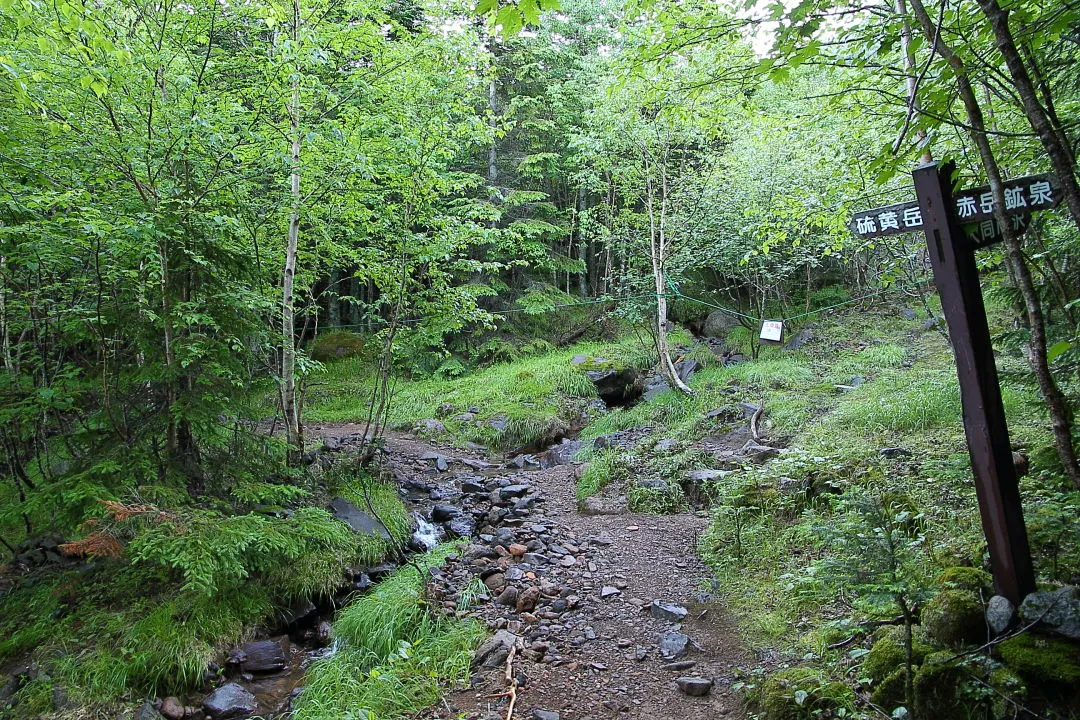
[923,589,985,647]
[431,504,460,522]
[414,418,445,434]
[546,439,585,466]
[330,498,392,539]
[585,366,643,406]
[703,310,739,338]
[1019,586,1080,639]
[446,515,475,538]
[685,469,731,483]
[239,639,288,674]
[202,683,258,719]
[784,329,814,350]
[675,358,698,383]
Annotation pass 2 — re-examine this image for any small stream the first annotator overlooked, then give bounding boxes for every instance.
[226,433,577,718]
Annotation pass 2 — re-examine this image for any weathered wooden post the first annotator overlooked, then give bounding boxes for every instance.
[913,161,1035,604]
[848,163,1061,603]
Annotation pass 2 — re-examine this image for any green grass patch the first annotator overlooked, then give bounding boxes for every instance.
[577,449,628,500]
[293,544,485,720]
[306,335,659,449]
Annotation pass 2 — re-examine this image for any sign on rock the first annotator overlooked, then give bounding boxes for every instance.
[849,173,1058,242]
[848,163,1062,606]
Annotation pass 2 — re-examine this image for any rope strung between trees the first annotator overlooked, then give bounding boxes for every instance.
[313,277,933,335]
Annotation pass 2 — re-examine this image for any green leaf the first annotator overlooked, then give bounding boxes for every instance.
[474,0,497,16]
[1047,341,1072,363]
[520,0,541,25]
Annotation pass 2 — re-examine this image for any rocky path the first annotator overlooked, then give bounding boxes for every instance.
[310,425,750,720]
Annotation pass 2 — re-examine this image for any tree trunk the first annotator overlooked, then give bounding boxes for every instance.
[328,268,341,328]
[281,0,304,467]
[576,186,587,297]
[975,0,1080,233]
[909,0,1080,487]
[644,149,692,395]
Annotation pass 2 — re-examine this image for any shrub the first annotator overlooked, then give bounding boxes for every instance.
[746,667,856,719]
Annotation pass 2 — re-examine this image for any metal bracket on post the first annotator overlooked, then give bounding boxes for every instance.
[913,160,1035,604]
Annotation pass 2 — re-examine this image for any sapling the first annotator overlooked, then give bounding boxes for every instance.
[813,487,935,717]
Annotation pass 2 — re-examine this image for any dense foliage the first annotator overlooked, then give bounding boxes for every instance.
[2,0,1080,715]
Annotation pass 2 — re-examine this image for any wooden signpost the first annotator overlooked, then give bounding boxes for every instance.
[850,162,1061,605]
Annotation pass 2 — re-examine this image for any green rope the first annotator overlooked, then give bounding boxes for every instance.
[665,276,933,325]
[780,277,932,322]
[314,292,657,333]
[315,277,933,336]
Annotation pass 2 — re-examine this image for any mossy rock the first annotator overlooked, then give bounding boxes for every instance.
[870,666,909,711]
[310,331,366,362]
[922,589,985,648]
[998,633,1080,685]
[862,626,931,683]
[912,652,967,719]
[747,667,855,720]
[935,566,992,594]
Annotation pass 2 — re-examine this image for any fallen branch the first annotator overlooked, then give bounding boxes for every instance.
[504,645,519,720]
[750,407,763,441]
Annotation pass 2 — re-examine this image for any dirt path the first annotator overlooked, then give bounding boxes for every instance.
[307,424,749,720]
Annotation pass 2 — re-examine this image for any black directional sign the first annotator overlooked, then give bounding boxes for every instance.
[849,173,1059,239]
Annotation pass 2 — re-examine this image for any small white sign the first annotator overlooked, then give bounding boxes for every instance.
[760,320,783,343]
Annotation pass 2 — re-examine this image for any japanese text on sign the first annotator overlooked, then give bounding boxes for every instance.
[849,173,1059,240]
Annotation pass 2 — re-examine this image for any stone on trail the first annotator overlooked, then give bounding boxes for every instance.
[651,600,688,623]
[661,661,697,671]
[473,629,521,669]
[658,631,691,660]
[579,496,625,515]
[202,683,258,720]
[601,586,621,599]
[675,677,713,697]
[533,711,561,720]
[497,586,520,607]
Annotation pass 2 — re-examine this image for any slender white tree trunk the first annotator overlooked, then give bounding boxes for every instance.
[644,148,692,395]
[281,0,303,465]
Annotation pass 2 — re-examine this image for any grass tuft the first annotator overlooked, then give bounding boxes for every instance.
[293,543,484,720]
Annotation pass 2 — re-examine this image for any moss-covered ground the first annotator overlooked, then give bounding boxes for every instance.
[0,467,411,719]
